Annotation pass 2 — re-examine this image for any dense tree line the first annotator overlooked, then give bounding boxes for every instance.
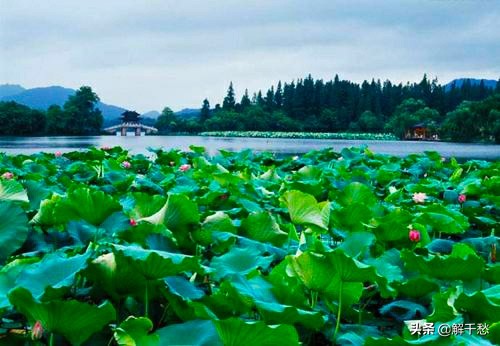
[0,86,103,136]
[156,75,500,142]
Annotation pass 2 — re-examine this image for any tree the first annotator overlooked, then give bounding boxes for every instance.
[358,111,383,132]
[240,89,251,110]
[0,101,46,135]
[265,87,275,111]
[63,86,103,135]
[155,107,178,133]
[200,99,210,123]
[440,102,477,142]
[385,98,427,139]
[256,91,265,108]
[46,105,68,134]
[274,81,283,108]
[488,109,500,143]
[222,82,236,110]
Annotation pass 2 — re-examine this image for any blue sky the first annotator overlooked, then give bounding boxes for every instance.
[1,0,499,112]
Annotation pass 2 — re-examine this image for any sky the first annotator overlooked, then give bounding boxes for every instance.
[1,0,499,112]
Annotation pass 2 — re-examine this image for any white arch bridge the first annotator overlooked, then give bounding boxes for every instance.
[103,122,158,136]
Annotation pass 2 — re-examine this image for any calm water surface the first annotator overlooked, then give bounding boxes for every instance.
[0,136,498,160]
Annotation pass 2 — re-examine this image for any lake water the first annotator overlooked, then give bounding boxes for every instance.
[0,136,498,160]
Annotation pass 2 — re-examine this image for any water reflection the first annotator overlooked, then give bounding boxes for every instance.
[0,136,498,160]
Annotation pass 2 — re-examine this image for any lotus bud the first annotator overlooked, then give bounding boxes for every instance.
[1,172,13,180]
[179,164,191,172]
[129,218,137,227]
[412,192,427,203]
[122,161,131,169]
[458,194,466,204]
[31,321,44,340]
[409,230,421,242]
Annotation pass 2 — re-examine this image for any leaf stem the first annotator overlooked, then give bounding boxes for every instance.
[334,281,343,340]
[310,290,318,308]
[144,281,149,318]
[50,333,55,346]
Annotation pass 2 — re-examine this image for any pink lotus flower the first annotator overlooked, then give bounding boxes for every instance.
[409,230,421,242]
[102,146,111,151]
[1,172,13,180]
[129,218,137,227]
[31,321,44,340]
[122,161,131,169]
[412,192,427,203]
[179,164,191,172]
[458,194,466,204]
[55,151,62,157]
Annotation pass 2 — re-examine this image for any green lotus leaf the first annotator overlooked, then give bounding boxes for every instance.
[415,204,469,234]
[373,208,413,242]
[210,245,274,280]
[267,260,310,309]
[113,244,201,280]
[157,319,221,346]
[282,190,330,231]
[454,286,500,322]
[0,179,29,203]
[32,187,121,226]
[339,231,376,258]
[0,257,39,308]
[287,250,382,309]
[230,275,325,329]
[214,317,299,346]
[23,180,51,211]
[401,246,485,281]
[488,322,500,345]
[165,276,205,300]
[339,182,377,207]
[139,193,199,230]
[365,249,404,285]
[379,300,428,322]
[193,211,236,246]
[484,264,500,284]
[17,250,91,298]
[8,287,116,346]
[114,316,159,346]
[0,202,29,262]
[65,161,98,182]
[395,277,439,299]
[87,252,146,299]
[334,203,374,232]
[427,288,460,323]
[241,212,288,246]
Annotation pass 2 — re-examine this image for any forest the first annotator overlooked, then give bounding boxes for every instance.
[0,76,499,143]
[157,75,500,143]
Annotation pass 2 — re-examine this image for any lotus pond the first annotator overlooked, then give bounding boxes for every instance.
[0,146,498,345]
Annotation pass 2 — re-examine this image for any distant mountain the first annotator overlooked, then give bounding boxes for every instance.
[0,84,26,99]
[175,108,200,118]
[445,78,498,91]
[0,86,75,109]
[141,110,160,119]
[0,85,127,126]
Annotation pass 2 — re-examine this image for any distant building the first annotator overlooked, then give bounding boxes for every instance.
[405,123,439,140]
[103,111,158,136]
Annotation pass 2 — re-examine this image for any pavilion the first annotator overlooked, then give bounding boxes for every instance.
[103,111,158,136]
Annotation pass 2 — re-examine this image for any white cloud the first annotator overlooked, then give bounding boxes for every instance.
[1,0,499,111]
